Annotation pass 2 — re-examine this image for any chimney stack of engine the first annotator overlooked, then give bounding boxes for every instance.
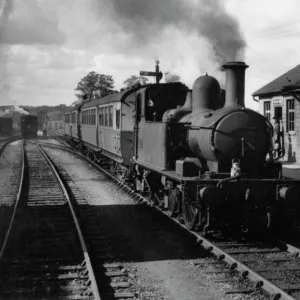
[222,61,249,107]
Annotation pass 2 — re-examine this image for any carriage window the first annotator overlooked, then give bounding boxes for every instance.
[82,111,86,125]
[88,109,95,125]
[91,109,96,125]
[286,99,295,132]
[65,114,70,123]
[99,108,103,126]
[71,112,76,124]
[104,107,108,126]
[109,106,113,127]
[116,109,120,129]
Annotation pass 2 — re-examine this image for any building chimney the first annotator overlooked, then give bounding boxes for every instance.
[222,61,249,107]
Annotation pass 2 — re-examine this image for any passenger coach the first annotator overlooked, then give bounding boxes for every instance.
[64,88,139,166]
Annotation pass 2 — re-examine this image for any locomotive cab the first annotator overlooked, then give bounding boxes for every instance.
[133,83,191,170]
[136,82,188,122]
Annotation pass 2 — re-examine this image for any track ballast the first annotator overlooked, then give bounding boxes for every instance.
[0,141,101,299]
[42,136,300,300]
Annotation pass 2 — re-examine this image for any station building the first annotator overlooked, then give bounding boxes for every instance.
[253,64,300,162]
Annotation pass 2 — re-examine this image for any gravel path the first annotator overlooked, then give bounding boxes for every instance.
[43,139,275,300]
[0,140,22,205]
[44,147,223,300]
[0,140,23,247]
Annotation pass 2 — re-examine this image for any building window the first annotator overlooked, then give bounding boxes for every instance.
[286,99,295,132]
[263,101,271,120]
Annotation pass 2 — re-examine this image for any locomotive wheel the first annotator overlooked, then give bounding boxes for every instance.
[183,200,199,230]
[167,188,180,217]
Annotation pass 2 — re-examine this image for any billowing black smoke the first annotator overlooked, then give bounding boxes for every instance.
[97,0,246,64]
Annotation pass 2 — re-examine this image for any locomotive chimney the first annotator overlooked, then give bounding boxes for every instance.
[222,61,249,107]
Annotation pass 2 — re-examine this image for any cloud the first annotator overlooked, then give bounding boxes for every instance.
[0,0,66,45]
[224,0,300,109]
[1,0,300,112]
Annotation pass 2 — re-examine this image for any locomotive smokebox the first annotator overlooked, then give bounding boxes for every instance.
[222,61,249,107]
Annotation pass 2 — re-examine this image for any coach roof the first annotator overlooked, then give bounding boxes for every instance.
[80,86,141,110]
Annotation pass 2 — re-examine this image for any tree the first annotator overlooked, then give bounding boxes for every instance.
[75,71,115,104]
[123,75,148,89]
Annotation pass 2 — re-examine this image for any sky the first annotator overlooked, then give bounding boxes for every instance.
[0,0,300,110]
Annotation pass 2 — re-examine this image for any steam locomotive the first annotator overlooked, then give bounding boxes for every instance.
[64,61,300,234]
[20,115,38,139]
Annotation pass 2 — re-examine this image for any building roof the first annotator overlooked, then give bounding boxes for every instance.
[252,64,300,97]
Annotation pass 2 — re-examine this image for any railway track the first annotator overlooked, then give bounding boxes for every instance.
[0,136,18,156]
[0,141,102,299]
[0,139,23,253]
[41,137,300,300]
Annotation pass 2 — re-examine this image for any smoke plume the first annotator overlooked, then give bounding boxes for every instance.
[0,108,11,117]
[13,105,29,115]
[0,105,29,116]
[98,0,246,64]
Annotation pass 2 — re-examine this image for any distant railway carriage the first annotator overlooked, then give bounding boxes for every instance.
[64,61,300,234]
[0,117,13,136]
[20,115,38,138]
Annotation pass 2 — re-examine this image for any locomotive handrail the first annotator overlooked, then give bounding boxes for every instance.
[216,174,241,188]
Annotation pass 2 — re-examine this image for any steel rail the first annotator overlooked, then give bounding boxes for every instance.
[40,140,299,300]
[0,140,25,265]
[0,137,19,157]
[36,141,101,300]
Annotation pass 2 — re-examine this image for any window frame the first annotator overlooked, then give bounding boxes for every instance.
[71,112,77,124]
[109,106,113,127]
[263,101,271,121]
[116,109,121,129]
[286,99,295,132]
[65,113,70,124]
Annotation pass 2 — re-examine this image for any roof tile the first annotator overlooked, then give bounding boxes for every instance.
[252,64,300,96]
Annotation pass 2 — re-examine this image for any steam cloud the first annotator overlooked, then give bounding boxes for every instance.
[0,108,12,117]
[98,0,246,64]
[0,105,29,116]
[13,105,29,115]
